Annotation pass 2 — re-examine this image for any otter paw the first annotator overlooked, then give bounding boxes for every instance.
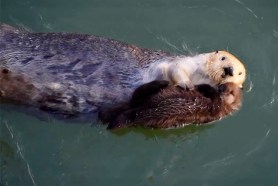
[131,80,170,106]
[176,82,194,90]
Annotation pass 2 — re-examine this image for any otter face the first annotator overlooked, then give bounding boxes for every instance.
[207,51,246,88]
[219,82,242,105]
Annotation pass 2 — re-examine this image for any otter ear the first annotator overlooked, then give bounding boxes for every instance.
[215,50,219,54]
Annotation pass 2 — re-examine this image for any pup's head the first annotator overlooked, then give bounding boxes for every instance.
[206,51,246,88]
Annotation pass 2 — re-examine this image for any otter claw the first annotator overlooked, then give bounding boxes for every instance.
[176,82,194,90]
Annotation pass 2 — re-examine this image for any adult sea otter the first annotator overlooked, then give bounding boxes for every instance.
[0,23,246,115]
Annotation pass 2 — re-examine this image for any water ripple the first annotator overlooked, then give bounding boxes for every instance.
[4,121,37,186]
[145,27,194,55]
[202,153,236,168]
[246,80,253,93]
[234,0,259,19]
[273,30,278,38]
[263,74,278,108]
[245,129,271,157]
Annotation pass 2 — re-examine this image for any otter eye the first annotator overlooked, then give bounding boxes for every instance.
[239,72,242,75]
[221,57,226,61]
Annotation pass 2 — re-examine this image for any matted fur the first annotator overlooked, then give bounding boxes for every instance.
[100,81,242,129]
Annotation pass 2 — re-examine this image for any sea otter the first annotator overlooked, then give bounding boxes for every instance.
[99,81,242,129]
[0,23,246,115]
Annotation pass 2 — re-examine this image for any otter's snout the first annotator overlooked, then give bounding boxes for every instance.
[224,67,233,76]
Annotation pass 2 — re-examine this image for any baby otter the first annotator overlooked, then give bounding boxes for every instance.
[99,81,242,129]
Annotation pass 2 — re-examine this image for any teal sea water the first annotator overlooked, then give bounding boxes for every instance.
[1,0,278,185]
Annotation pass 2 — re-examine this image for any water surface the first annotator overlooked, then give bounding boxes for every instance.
[1,0,278,185]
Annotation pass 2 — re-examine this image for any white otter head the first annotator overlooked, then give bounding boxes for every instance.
[206,51,246,88]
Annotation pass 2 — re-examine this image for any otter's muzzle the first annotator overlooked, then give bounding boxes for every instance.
[224,67,233,76]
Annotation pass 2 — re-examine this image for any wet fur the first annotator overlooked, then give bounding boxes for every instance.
[1,23,245,115]
[99,81,242,129]
[0,23,170,114]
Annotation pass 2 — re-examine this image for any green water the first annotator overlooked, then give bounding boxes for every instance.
[1,0,278,185]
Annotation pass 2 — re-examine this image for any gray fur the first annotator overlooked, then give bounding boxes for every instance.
[0,23,171,114]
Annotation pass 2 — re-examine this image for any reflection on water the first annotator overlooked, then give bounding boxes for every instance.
[1,0,278,185]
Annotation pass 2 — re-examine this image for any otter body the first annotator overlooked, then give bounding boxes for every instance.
[0,24,170,114]
[100,81,242,129]
[0,24,246,115]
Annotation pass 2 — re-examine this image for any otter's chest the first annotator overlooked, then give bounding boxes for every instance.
[190,69,213,85]
[181,60,213,85]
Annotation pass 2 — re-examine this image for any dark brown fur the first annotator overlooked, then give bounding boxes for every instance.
[99,81,242,129]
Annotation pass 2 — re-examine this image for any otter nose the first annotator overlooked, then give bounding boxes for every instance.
[224,67,233,76]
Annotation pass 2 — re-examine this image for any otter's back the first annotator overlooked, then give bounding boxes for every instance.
[0,25,169,113]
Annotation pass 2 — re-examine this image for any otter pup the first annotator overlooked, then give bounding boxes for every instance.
[0,23,246,114]
[99,81,242,129]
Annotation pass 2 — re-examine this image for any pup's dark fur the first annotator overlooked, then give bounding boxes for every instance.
[99,81,242,129]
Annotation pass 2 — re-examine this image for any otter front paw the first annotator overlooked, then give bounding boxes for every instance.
[176,82,194,90]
